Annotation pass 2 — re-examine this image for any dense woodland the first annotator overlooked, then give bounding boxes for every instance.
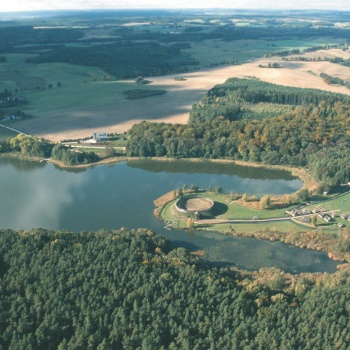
[127,78,350,190]
[0,228,349,350]
[25,42,199,79]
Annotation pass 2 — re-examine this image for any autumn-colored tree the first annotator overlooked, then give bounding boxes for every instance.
[284,194,293,205]
[259,195,271,209]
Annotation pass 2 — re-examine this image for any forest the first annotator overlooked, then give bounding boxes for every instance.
[126,78,350,190]
[25,42,199,79]
[0,228,349,350]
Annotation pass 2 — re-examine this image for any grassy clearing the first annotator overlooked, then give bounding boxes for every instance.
[23,79,134,118]
[0,127,18,141]
[0,54,107,87]
[161,200,187,223]
[320,191,350,213]
[185,38,343,67]
[23,62,107,88]
[22,67,134,115]
[0,57,136,119]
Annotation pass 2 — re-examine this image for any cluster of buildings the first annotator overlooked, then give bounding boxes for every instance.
[0,115,21,122]
[0,95,25,107]
[286,207,315,218]
[0,95,26,122]
[286,205,349,228]
[317,212,333,223]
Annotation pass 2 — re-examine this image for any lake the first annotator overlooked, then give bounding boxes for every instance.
[0,157,338,274]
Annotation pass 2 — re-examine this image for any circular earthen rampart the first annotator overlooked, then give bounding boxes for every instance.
[175,195,214,213]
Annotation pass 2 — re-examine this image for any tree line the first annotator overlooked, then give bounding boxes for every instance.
[126,79,350,189]
[0,228,349,349]
[320,72,350,88]
[0,134,99,166]
[0,26,84,54]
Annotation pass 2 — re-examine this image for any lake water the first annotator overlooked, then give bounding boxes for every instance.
[0,157,338,274]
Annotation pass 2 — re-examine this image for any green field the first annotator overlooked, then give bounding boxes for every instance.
[185,38,343,68]
[0,55,136,119]
[0,126,18,141]
[321,191,350,213]
[24,78,134,118]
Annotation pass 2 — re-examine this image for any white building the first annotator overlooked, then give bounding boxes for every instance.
[91,132,109,143]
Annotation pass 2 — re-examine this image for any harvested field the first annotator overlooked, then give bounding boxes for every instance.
[11,49,350,142]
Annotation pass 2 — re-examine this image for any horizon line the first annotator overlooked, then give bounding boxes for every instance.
[1,8,350,14]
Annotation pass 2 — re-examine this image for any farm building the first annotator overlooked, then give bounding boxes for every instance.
[91,132,109,143]
[323,215,332,223]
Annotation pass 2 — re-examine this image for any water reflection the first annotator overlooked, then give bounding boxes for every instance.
[128,159,301,195]
[128,159,297,180]
[203,234,336,274]
[0,159,88,229]
[0,157,46,172]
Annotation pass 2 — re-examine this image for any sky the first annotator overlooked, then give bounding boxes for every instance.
[1,0,350,13]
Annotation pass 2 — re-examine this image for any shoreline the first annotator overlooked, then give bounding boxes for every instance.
[0,152,318,191]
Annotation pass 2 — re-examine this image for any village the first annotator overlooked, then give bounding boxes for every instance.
[286,204,349,228]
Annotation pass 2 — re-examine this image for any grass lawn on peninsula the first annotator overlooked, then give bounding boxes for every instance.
[159,190,350,235]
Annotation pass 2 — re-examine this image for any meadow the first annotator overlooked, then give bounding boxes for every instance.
[184,37,341,67]
[0,126,18,141]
